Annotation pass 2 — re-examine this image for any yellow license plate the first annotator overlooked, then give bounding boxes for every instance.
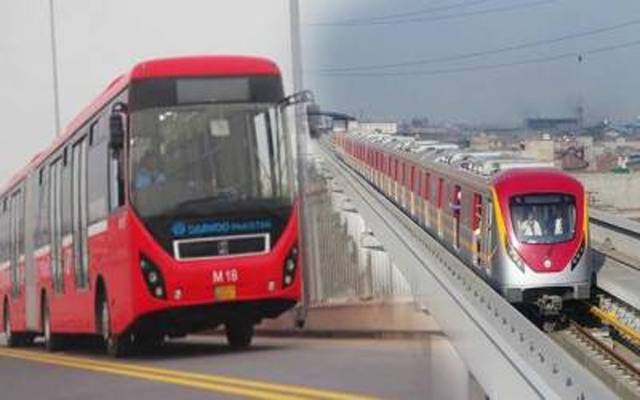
[214,285,237,301]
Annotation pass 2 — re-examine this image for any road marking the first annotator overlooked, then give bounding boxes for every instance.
[0,348,377,400]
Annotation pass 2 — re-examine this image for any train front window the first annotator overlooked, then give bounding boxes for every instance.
[510,194,576,244]
[129,103,293,218]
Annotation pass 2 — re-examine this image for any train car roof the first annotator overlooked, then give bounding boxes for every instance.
[0,55,280,195]
[492,167,583,195]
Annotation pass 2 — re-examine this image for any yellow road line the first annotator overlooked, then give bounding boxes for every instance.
[0,348,376,400]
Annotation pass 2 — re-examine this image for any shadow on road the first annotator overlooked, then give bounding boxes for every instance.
[24,334,290,361]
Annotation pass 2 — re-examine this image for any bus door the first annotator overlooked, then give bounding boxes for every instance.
[49,158,64,294]
[72,138,89,289]
[24,172,39,330]
[9,187,23,299]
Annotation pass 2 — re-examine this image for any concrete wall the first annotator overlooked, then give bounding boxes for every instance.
[573,172,640,210]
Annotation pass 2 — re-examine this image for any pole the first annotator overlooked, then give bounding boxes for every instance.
[289,0,312,326]
[48,0,61,136]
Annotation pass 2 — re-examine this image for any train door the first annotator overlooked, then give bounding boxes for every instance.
[437,178,444,237]
[452,185,462,249]
[393,159,399,201]
[414,170,422,222]
[472,193,483,266]
[483,196,494,272]
[409,166,416,215]
[423,173,431,228]
[400,162,406,208]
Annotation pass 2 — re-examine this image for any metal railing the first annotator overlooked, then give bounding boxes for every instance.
[300,153,412,305]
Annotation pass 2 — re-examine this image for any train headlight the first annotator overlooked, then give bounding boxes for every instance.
[571,240,586,270]
[282,245,299,288]
[505,238,526,272]
[140,255,167,300]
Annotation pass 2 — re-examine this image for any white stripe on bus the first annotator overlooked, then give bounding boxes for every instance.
[34,245,51,258]
[88,220,108,238]
[62,235,73,247]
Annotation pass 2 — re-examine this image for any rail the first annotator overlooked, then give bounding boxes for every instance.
[317,140,614,399]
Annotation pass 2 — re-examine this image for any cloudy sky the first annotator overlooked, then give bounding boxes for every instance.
[3,1,640,182]
[302,0,640,126]
[0,0,295,182]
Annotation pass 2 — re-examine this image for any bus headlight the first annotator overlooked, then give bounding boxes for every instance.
[140,255,167,300]
[505,238,526,272]
[283,246,299,288]
[571,240,586,270]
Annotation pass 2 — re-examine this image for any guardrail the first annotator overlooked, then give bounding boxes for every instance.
[317,140,615,400]
[590,209,640,264]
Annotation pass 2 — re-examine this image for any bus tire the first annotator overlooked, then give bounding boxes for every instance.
[225,319,254,349]
[99,295,129,358]
[43,298,64,352]
[4,301,19,348]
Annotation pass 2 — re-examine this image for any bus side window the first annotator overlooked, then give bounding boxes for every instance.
[109,115,125,211]
[0,199,8,271]
[88,118,109,222]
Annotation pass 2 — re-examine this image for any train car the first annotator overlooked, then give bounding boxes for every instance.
[0,56,303,356]
[332,132,592,317]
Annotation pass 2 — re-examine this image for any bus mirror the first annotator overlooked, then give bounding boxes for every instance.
[278,90,314,109]
[109,102,127,150]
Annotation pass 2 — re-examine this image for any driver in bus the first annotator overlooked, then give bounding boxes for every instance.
[135,154,166,190]
[520,211,542,237]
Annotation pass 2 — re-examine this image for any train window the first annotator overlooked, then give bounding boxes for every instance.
[415,170,422,194]
[510,194,576,244]
[423,173,430,200]
[452,185,462,216]
[437,178,444,208]
[472,193,483,232]
[409,166,415,190]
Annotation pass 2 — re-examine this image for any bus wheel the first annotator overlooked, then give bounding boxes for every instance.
[4,302,18,347]
[43,299,64,352]
[99,297,129,358]
[134,333,165,349]
[225,319,254,349]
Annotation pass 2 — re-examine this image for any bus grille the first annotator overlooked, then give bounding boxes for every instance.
[173,233,270,260]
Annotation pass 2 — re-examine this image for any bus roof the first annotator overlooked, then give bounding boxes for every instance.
[1,55,281,194]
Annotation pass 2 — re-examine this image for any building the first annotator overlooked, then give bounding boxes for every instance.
[469,132,505,151]
[524,118,580,132]
[359,122,399,135]
[522,135,555,163]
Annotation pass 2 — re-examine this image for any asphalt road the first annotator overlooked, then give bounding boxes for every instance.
[0,334,474,400]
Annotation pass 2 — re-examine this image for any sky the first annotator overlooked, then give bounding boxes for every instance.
[301,0,640,126]
[3,1,640,182]
[0,0,294,183]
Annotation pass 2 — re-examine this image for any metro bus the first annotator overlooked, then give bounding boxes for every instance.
[0,56,303,356]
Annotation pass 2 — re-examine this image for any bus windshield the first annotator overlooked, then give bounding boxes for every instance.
[129,103,293,218]
[510,194,576,245]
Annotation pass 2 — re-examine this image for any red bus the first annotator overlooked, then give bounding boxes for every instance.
[0,56,303,356]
